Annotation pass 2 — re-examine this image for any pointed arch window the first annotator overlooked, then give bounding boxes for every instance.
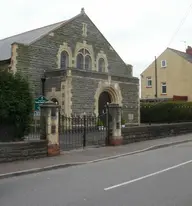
[76,53,84,70]
[76,48,92,70]
[98,58,105,72]
[85,55,92,70]
[60,51,69,69]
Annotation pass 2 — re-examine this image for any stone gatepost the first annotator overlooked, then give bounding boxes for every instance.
[107,103,123,146]
[40,101,60,156]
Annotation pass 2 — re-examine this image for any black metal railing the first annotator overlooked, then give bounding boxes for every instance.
[24,119,41,141]
[59,113,108,151]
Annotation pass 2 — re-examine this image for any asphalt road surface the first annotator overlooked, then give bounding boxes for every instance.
[1,142,192,206]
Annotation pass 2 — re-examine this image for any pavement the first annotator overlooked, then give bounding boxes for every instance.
[0,133,192,179]
[1,139,192,205]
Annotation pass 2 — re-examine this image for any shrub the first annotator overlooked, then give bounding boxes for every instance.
[0,70,33,141]
[140,101,192,123]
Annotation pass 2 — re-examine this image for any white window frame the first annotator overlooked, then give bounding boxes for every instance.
[146,77,152,87]
[161,82,167,94]
[161,60,167,68]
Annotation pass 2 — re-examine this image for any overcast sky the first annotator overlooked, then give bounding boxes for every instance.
[1,0,192,78]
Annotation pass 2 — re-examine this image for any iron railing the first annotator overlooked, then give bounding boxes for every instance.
[24,119,41,141]
[59,113,108,151]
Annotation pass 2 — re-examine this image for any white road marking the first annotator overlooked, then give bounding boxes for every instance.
[104,159,192,191]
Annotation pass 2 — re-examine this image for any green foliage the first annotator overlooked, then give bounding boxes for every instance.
[140,101,192,123]
[0,70,33,141]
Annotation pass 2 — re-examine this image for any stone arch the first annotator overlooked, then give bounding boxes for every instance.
[57,42,72,69]
[94,81,123,116]
[96,50,108,72]
[51,98,59,105]
[74,41,95,70]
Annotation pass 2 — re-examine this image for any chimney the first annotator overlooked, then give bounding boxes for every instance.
[186,46,192,55]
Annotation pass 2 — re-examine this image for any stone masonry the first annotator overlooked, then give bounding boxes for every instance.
[9,9,139,125]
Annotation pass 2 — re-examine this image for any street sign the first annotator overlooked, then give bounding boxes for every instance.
[34,111,40,117]
[34,96,48,111]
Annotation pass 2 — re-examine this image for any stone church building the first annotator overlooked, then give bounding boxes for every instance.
[0,8,139,125]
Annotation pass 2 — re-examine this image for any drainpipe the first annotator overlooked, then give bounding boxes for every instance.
[155,56,158,98]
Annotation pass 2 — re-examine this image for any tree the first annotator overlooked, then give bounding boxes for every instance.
[0,70,33,141]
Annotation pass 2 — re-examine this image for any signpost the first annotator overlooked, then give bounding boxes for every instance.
[34,96,48,116]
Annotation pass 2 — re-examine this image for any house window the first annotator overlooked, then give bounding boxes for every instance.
[60,51,69,69]
[161,82,167,94]
[146,77,152,87]
[98,58,105,72]
[161,60,167,68]
[76,49,92,70]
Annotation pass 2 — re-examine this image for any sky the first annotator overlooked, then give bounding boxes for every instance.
[1,0,192,78]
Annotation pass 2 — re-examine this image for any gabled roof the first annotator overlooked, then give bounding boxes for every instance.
[0,20,68,61]
[168,47,192,63]
[0,8,89,62]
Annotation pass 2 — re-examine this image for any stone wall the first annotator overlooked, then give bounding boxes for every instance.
[71,75,98,115]
[0,140,47,163]
[120,82,139,125]
[122,123,192,144]
[44,68,139,123]
[15,13,136,97]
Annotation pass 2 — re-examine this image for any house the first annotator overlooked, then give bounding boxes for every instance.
[0,8,139,125]
[140,46,192,102]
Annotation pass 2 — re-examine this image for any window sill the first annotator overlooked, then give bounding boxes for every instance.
[161,93,167,95]
[146,86,152,88]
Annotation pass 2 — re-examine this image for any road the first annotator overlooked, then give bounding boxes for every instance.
[1,142,192,205]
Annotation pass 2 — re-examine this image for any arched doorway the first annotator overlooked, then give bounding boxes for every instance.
[51,98,59,105]
[98,91,111,115]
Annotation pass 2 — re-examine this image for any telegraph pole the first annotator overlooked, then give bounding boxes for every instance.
[155,56,158,98]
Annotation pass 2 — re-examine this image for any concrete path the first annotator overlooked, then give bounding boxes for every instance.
[0,134,192,179]
[1,140,192,205]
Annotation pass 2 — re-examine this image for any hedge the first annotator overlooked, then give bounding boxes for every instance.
[140,102,192,123]
[0,70,33,142]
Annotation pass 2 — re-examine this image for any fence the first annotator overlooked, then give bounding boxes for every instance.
[59,113,109,151]
[24,119,41,141]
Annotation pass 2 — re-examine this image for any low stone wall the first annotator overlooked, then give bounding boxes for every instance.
[122,122,192,144]
[0,140,47,163]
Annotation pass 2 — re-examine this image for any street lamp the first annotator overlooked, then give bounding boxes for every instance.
[41,70,46,96]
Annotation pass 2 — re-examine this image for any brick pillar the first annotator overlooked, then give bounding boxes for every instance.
[40,101,60,156]
[108,103,123,146]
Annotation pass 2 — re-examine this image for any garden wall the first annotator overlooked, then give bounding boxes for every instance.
[122,122,192,144]
[0,140,47,163]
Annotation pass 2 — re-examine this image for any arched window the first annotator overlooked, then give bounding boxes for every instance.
[85,55,91,70]
[76,49,92,70]
[98,58,105,72]
[60,51,69,69]
[76,53,84,70]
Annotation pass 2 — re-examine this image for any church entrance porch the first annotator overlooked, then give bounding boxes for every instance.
[98,91,111,127]
[98,91,111,115]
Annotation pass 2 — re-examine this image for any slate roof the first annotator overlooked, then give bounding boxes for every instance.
[0,20,67,61]
[168,48,192,63]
